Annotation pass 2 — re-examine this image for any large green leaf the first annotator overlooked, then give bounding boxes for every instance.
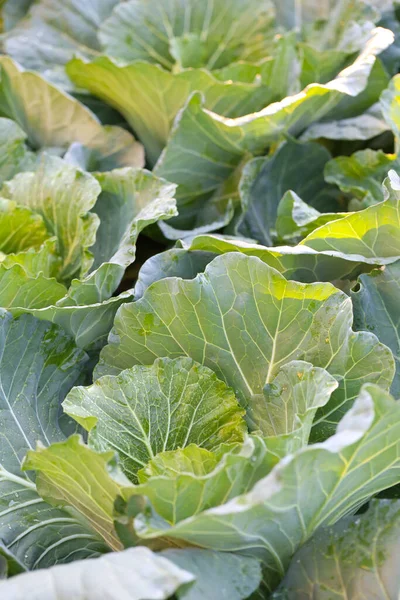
[324,149,400,208]
[84,168,177,297]
[0,311,107,569]
[99,0,274,69]
[24,291,133,351]
[63,357,246,482]
[153,236,372,284]
[351,260,400,397]
[275,499,400,599]
[133,384,400,592]
[24,435,131,551]
[2,154,100,283]
[237,140,339,246]
[97,253,394,438]
[0,546,194,600]
[300,170,400,262]
[163,549,262,600]
[0,57,143,166]
[67,58,282,167]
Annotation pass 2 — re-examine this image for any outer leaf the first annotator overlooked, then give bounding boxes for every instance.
[67,58,282,166]
[99,0,274,69]
[351,261,400,396]
[0,311,87,473]
[0,547,194,600]
[2,154,100,283]
[163,549,262,600]
[89,168,177,278]
[300,169,400,262]
[134,385,400,591]
[96,253,394,438]
[275,499,400,599]
[0,56,143,166]
[238,140,339,246]
[324,149,400,208]
[25,291,133,351]
[153,236,373,284]
[0,311,107,569]
[23,435,131,551]
[63,357,246,482]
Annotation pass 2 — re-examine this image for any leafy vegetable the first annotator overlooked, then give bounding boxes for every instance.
[2,1,400,597]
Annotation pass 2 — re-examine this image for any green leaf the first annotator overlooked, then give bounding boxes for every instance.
[0,546,195,599]
[1,0,33,30]
[0,544,26,579]
[380,72,400,145]
[351,261,400,397]
[66,58,281,166]
[23,435,131,551]
[24,290,133,351]
[178,235,373,283]
[99,0,274,69]
[63,357,246,482]
[2,154,100,283]
[0,311,107,569]
[162,549,262,600]
[0,57,143,166]
[249,361,338,450]
[2,238,60,279]
[238,140,339,246]
[121,437,273,525]
[300,103,390,142]
[300,169,400,261]
[134,384,400,591]
[275,499,400,599]
[134,249,217,300]
[97,253,394,438]
[0,264,65,309]
[0,199,51,253]
[2,0,120,69]
[89,167,177,285]
[275,191,345,242]
[324,149,400,208]
[0,117,34,185]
